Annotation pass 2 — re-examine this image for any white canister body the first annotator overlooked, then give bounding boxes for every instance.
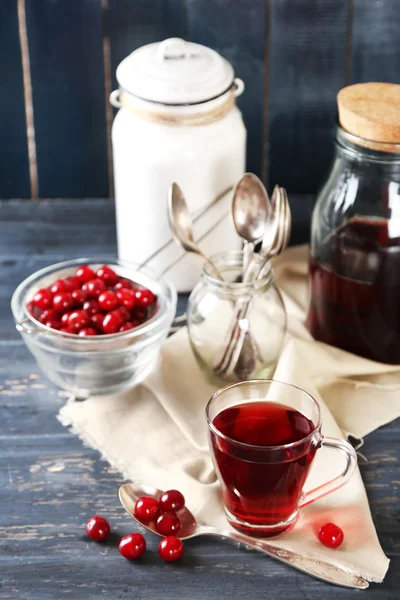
[112,96,246,292]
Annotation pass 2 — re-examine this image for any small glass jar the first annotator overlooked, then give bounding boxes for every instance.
[188,251,286,383]
[308,124,400,363]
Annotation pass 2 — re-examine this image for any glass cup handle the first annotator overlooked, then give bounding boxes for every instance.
[299,436,358,508]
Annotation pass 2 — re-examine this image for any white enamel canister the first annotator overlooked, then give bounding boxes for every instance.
[110,38,246,292]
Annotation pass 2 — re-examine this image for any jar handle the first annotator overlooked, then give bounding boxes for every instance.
[233,78,245,97]
[110,90,122,109]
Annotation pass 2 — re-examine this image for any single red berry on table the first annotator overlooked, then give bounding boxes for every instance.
[134,288,156,308]
[33,288,53,310]
[134,496,160,522]
[159,490,185,513]
[53,292,74,313]
[98,290,119,312]
[79,327,97,336]
[116,288,136,310]
[83,299,100,316]
[318,523,344,549]
[82,279,106,298]
[119,321,137,332]
[50,279,68,295]
[102,310,124,334]
[114,278,133,291]
[76,265,95,283]
[158,536,184,562]
[156,512,181,536]
[68,309,90,332]
[71,288,86,307]
[38,309,60,325]
[118,533,146,560]
[64,276,80,291]
[90,312,105,332]
[86,515,110,542]
[96,265,118,287]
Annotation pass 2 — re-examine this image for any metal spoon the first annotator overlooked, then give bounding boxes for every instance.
[231,173,270,279]
[119,482,368,589]
[168,183,223,280]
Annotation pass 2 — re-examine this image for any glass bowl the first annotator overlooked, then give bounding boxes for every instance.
[11,257,177,397]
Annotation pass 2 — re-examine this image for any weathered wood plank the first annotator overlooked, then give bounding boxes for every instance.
[0,0,30,198]
[186,0,267,178]
[267,0,349,193]
[350,0,400,84]
[25,0,109,198]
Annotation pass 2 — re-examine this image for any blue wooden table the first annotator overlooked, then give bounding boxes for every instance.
[1,199,399,599]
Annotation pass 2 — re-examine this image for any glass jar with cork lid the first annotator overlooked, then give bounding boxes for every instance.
[308,83,400,363]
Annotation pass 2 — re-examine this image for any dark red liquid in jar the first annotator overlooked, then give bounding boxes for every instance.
[307,217,400,363]
[210,402,317,534]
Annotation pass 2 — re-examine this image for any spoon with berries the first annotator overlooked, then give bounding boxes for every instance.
[119,483,368,589]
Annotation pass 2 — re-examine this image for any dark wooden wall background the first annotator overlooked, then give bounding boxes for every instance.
[1,0,400,201]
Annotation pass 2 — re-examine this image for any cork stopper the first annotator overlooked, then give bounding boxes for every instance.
[337,82,400,152]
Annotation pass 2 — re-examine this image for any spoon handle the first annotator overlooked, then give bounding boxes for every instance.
[220,530,369,589]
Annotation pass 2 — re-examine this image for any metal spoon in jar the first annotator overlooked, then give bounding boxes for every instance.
[118,483,368,589]
[168,183,223,280]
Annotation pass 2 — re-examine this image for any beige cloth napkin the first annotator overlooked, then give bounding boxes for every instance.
[59,245,400,584]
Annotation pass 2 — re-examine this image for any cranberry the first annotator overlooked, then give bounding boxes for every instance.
[132,307,148,322]
[90,312,105,332]
[60,327,75,334]
[114,278,133,291]
[53,292,74,313]
[134,496,160,522]
[26,300,36,315]
[44,320,61,330]
[83,299,100,316]
[116,306,130,322]
[76,265,95,283]
[64,276,80,291]
[96,265,118,287]
[158,536,184,562]
[33,288,53,310]
[85,515,110,542]
[50,279,68,295]
[82,279,106,298]
[98,290,119,312]
[135,288,155,308]
[159,490,185,513]
[118,533,146,560]
[79,327,97,336]
[156,512,181,536]
[38,309,60,324]
[116,288,136,310]
[119,321,138,332]
[102,310,124,334]
[61,312,71,325]
[71,288,86,307]
[68,310,90,332]
[318,523,344,549]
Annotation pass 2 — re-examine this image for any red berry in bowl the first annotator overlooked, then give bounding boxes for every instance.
[114,278,133,291]
[86,515,110,542]
[50,279,68,295]
[98,290,119,311]
[135,288,156,308]
[76,265,95,283]
[118,533,146,560]
[90,312,105,332]
[83,299,100,316]
[53,292,74,313]
[61,312,71,325]
[116,288,136,310]
[116,306,130,323]
[44,319,61,330]
[82,279,106,298]
[318,523,344,549]
[132,307,148,322]
[158,536,184,562]
[119,321,138,332]
[159,490,185,513]
[102,310,124,334]
[79,327,97,336]
[71,288,86,307]
[38,309,60,324]
[60,327,74,334]
[134,496,160,522]
[33,288,53,310]
[96,265,118,287]
[64,276,80,291]
[156,512,181,536]
[68,309,90,332]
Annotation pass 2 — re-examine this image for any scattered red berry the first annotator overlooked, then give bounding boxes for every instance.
[82,278,106,298]
[135,288,156,308]
[86,515,110,542]
[76,265,95,283]
[158,536,184,562]
[102,310,124,334]
[98,290,119,312]
[50,279,68,295]
[33,288,53,310]
[96,265,118,287]
[79,327,97,336]
[68,309,90,332]
[118,533,146,560]
[53,292,74,313]
[318,523,344,549]
[159,490,185,513]
[134,496,160,522]
[156,512,181,536]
